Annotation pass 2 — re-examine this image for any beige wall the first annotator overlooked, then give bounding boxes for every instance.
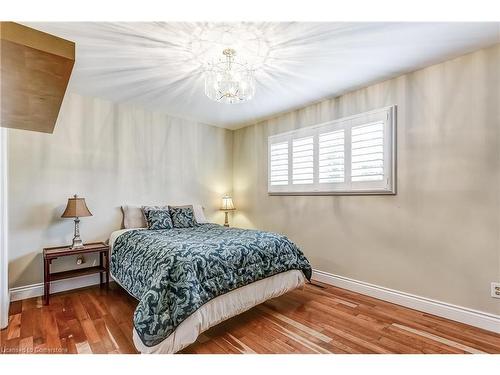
[233,44,500,314]
[7,93,233,288]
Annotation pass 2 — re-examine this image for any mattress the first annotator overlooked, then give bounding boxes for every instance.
[109,225,310,353]
[133,269,305,353]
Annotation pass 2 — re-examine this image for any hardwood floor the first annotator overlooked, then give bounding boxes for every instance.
[2,281,500,354]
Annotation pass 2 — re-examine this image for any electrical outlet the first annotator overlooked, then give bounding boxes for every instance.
[491,282,500,299]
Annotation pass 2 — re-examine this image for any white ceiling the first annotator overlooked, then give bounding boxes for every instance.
[25,22,500,129]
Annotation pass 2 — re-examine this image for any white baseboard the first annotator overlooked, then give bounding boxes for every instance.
[312,269,500,334]
[9,274,101,302]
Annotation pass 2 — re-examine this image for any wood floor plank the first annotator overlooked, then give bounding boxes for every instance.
[64,336,78,354]
[392,323,486,354]
[32,308,44,346]
[269,338,300,353]
[260,315,332,353]
[81,319,101,344]
[6,313,21,340]
[321,323,391,354]
[75,341,92,354]
[93,318,118,353]
[22,297,38,312]
[18,336,33,354]
[78,293,102,320]
[357,304,499,353]
[4,338,20,354]
[8,300,22,316]
[66,318,87,344]
[88,340,107,354]
[222,333,256,354]
[377,336,423,354]
[5,281,500,354]
[422,312,500,346]
[70,294,90,321]
[41,307,62,352]
[208,336,242,354]
[101,313,137,353]
[257,305,332,343]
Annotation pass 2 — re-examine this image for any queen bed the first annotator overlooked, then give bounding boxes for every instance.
[109,206,311,354]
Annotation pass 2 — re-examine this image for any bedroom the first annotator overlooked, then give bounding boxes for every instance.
[1,0,500,372]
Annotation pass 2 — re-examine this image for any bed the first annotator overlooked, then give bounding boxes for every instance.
[109,223,311,354]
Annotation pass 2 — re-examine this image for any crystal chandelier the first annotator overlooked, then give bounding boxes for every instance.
[204,48,255,104]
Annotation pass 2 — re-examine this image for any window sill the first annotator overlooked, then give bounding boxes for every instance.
[268,190,396,196]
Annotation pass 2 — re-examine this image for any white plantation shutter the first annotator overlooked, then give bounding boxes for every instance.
[292,136,314,184]
[351,122,384,182]
[318,130,345,183]
[268,106,395,194]
[269,141,289,186]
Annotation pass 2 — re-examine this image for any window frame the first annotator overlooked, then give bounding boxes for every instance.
[267,105,397,195]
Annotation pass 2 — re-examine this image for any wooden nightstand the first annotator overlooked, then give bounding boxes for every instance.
[43,242,110,305]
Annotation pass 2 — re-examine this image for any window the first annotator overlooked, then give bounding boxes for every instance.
[268,106,396,195]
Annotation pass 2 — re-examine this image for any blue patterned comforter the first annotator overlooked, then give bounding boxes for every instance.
[111,223,311,347]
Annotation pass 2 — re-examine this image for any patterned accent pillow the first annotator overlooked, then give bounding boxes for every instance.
[168,205,198,228]
[142,206,173,230]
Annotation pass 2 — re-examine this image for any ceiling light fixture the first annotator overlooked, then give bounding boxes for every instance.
[204,48,255,104]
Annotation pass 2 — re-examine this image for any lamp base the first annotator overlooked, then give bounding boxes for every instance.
[70,217,85,249]
[70,237,84,250]
[224,211,229,227]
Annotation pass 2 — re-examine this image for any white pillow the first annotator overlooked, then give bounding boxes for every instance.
[121,205,147,229]
[192,204,208,224]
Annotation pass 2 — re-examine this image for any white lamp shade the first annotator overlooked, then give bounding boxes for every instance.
[221,195,235,211]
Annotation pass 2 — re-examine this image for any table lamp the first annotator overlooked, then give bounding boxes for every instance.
[61,194,93,249]
[220,194,235,227]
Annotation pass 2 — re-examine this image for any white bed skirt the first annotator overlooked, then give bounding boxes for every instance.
[132,269,306,354]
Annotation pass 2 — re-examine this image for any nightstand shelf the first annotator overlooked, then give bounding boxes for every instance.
[43,241,110,305]
[49,265,107,282]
